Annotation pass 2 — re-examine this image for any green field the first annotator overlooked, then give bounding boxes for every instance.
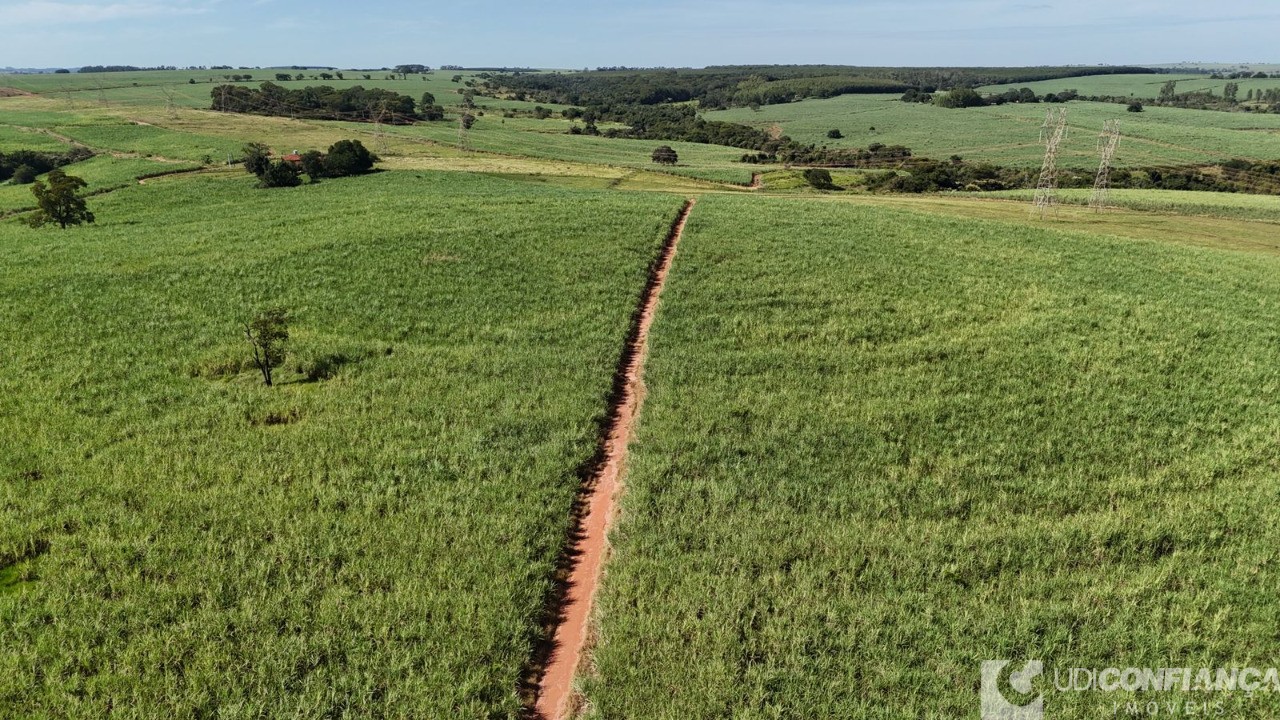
[0,69,563,113]
[979,72,1280,101]
[706,94,1280,168]
[985,188,1280,222]
[7,64,1280,718]
[585,195,1280,718]
[0,170,682,717]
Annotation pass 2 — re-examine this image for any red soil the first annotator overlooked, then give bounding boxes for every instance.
[529,199,696,720]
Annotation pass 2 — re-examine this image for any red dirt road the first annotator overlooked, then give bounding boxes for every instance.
[530,199,696,720]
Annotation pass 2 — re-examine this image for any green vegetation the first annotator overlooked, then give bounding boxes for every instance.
[7,63,1280,717]
[706,94,1280,168]
[0,170,681,717]
[25,168,95,228]
[986,187,1280,222]
[586,195,1280,718]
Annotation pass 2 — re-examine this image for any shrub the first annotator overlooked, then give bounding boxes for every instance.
[257,160,301,188]
[827,129,843,139]
[324,139,375,177]
[299,150,327,182]
[802,168,835,189]
[10,165,37,185]
[651,145,678,165]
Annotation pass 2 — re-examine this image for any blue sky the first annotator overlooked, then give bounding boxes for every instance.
[2,0,1277,69]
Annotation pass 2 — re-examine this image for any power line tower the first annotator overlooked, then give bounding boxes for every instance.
[1032,108,1069,218]
[1089,120,1122,212]
[370,101,390,155]
[160,86,179,119]
[457,111,473,150]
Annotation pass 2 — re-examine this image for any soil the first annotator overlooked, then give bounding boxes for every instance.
[527,199,696,720]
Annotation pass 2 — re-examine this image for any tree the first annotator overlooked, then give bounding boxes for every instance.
[1159,80,1178,102]
[933,87,985,109]
[10,164,37,185]
[802,168,834,189]
[421,91,436,107]
[244,307,289,387]
[459,113,476,130]
[827,129,843,139]
[242,142,272,177]
[1127,101,1144,113]
[299,150,327,182]
[1224,82,1239,103]
[651,145,678,165]
[324,139,376,177]
[257,160,301,188]
[26,170,95,229]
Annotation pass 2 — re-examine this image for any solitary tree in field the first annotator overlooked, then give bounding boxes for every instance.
[651,146,678,165]
[26,169,95,229]
[324,139,376,177]
[242,142,272,177]
[244,307,290,387]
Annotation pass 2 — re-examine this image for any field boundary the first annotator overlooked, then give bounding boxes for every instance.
[522,199,696,720]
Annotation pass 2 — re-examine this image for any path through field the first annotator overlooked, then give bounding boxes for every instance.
[530,199,697,720]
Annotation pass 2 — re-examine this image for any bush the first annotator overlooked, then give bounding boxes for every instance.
[651,145,678,165]
[802,168,835,189]
[933,87,986,109]
[10,165,37,184]
[299,150,327,181]
[1128,101,1144,113]
[257,160,301,188]
[324,139,375,177]
[242,142,272,177]
[827,129,843,139]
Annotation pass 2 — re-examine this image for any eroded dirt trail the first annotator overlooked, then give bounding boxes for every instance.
[527,199,696,720]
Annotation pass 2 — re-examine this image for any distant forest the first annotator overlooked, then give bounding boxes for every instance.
[488,65,1161,111]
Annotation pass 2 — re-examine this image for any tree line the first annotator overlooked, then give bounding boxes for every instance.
[210,82,442,123]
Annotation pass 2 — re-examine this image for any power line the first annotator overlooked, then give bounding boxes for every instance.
[1090,120,1122,212]
[1032,108,1069,219]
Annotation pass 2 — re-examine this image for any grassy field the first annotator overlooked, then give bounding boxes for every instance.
[0,155,198,213]
[983,188,1280,223]
[705,94,1280,167]
[0,170,684,718]
[8,64,1280,718]
[979,73,1280,100]
[584,195,1280,718]
[0,69,564,113]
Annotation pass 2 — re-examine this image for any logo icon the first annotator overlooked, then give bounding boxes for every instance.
[981,660,1044,720]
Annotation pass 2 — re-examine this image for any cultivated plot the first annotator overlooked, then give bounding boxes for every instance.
[585,195,1280,718]
[0,170,683,718]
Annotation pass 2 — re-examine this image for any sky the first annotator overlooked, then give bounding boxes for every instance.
[1,0,1277,70]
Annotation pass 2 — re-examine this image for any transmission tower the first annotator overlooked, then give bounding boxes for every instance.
[160,86,179,119]
[371,101,390,155]
[457,111,473,150]
[1032,108,1069,218]
[1089,120,1122,212]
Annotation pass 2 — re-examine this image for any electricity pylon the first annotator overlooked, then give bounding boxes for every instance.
[161,86,179,119]
[1089,120,1122,212]
[1032,108,1069,218]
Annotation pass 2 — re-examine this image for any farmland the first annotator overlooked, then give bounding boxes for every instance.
[585,196,1280,718]
[0,170,682,717]
[707,93,1280,168]
[5,62,1280,719]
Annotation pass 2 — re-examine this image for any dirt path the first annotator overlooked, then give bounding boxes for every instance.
[526,199,696,720]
